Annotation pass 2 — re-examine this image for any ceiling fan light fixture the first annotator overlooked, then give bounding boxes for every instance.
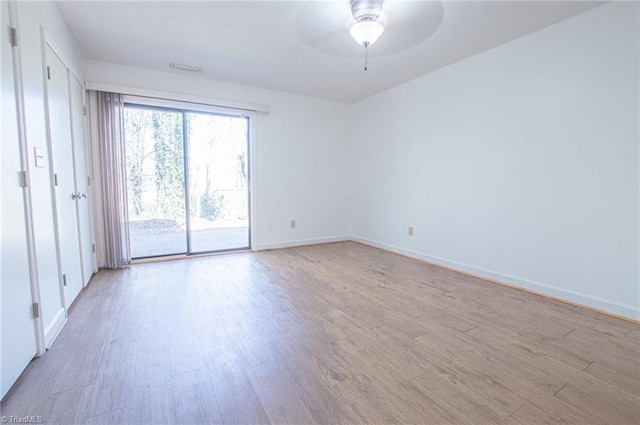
[349,20,384,47]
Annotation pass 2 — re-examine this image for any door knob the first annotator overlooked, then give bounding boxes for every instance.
[71,193,79,200]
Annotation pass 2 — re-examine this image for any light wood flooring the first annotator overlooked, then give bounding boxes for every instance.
[1,242,639,424]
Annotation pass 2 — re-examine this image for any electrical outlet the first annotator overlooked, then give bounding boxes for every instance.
[408,226,414,236]
[290,219,296,229]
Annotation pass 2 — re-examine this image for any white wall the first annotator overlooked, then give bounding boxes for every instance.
[84,60,352,260]
[14,1,86,340]
[351,2,639,320]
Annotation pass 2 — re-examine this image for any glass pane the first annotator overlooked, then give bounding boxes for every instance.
[124,107,186,258]
[187,112,249,253]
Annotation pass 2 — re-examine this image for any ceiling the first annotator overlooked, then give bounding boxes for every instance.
[55,1,605,103]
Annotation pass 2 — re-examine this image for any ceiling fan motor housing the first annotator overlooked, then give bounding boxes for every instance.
[351,0,383,22]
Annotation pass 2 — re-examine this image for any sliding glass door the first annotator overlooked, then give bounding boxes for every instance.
[186,112,249,253]
[124,103,250,259]
[125,106,186,258]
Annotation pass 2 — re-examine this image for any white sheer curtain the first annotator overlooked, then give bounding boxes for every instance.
[96,91,131,268]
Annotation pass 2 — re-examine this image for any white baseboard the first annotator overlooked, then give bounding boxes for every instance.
[43,307,67,349]
[257,235,350,251]
[351,236,639,322]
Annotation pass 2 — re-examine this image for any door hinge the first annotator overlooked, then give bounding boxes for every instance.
[10,27,17,47]
[32,302,40,318]
[83,106,87,116]
[62,274,67,286]
[46,66,51,80]
[92,243,96,254]
[21,170,28,188]
[53,173,58,186]
[87,176,91,186]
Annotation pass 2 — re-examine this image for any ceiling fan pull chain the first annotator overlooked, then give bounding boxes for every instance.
[364,44,369,71]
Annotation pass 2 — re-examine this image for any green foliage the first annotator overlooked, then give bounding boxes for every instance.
[151,111,185,218]
[124,107,185,221]
[199,190,223,220]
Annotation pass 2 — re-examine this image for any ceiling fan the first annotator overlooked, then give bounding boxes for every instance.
[295,0,444,70]
[348,0,385,70]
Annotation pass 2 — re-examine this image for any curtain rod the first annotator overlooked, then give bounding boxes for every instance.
[85,81,270,114]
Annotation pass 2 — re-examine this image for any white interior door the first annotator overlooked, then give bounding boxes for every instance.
[1,2,37,398]
[45,44,83,309]
[69,76,95,285]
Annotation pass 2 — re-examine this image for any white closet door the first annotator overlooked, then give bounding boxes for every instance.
[45,44,83,309]
[69,77,95,285]
[1,2,37,398]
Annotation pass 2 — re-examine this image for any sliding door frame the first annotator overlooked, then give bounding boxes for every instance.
[123,103,187,258]
[183,109,252,255]
[123,95,256,257]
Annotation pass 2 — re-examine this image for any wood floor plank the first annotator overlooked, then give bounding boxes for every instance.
[583,357,640,395]
[82,338,136,419]
[554,373,640,424]
[128,374,176,425]
[415,326,568,395]
[1,242,637,425]
[332,378,399,424]
[171,368,223,424]
[557,327,640,374]
[625,328,640,344]
[278,333,355,387]
[464,325,586,381]
[81,407,131,425]
[410,369,512,425]
[284,363,367,425]
[506,402,606,425]
[245,362,317,425]
[203,349,271,425]
[410,333,530,418]
[37,384,93,425]
[350,367,469,424]
[465,318,593,372]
